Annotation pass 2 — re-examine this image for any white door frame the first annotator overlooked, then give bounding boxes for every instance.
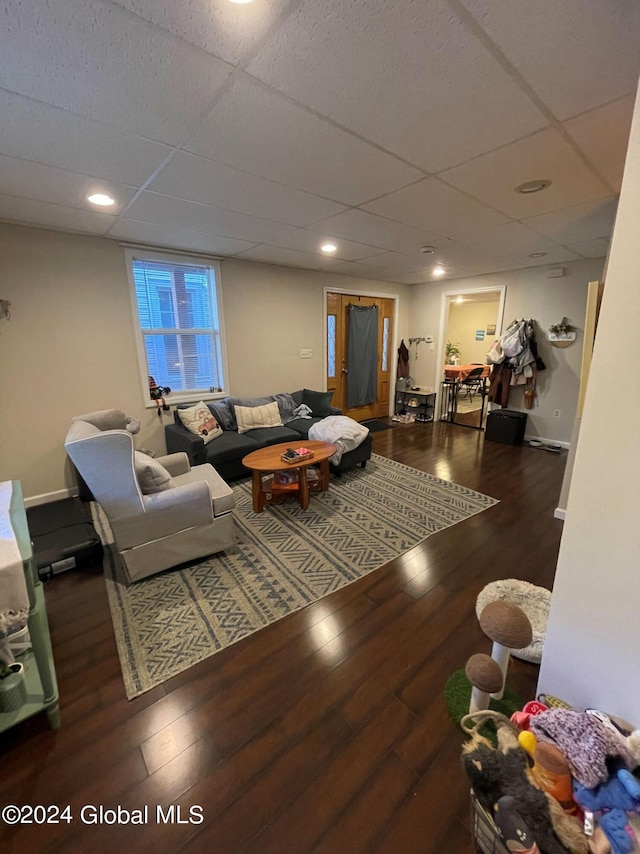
[434,284,507,419]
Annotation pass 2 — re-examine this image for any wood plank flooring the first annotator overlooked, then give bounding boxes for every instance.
[0,420,567,853]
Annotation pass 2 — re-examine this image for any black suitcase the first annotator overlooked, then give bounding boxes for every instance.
[26,498,104,578]
[485,409,527,445]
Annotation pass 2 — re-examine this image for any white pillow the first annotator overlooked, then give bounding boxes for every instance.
[178,402,223,444]
[235,401,283,433]
[134,451,173,494]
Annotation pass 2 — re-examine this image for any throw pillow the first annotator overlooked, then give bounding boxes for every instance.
[178,401,223,444]
[302,388,334,418]
[134,451,173,494]
[235,401,283,433]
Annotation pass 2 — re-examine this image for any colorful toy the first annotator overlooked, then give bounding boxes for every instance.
[573,768,640,854]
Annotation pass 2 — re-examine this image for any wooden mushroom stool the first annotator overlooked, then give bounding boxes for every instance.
[478,601,533,700]
[465,654,504,713]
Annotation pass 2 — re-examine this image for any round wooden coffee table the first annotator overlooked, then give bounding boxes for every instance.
[242,440,337,512]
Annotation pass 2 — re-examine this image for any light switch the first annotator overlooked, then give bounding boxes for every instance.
[299,348,313,359]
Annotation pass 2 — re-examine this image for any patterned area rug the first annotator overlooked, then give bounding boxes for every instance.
[96,454,498,699]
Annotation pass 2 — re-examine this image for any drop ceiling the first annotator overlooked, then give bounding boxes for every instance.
[0,0,638,284]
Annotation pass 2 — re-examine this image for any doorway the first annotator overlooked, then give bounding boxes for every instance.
[326,292,395,421]
[436,286,506,429]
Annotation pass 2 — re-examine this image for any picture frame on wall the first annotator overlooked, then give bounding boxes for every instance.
[486,324,496,335]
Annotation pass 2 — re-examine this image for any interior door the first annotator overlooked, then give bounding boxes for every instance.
[326,293,393,421]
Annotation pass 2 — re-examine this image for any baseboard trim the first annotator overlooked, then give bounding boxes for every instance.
[554,507,566,521]
[24,487,78,508]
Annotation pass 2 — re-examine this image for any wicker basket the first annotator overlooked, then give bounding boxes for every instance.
[470,792,510,854]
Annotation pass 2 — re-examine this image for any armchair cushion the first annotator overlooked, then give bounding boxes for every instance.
[235,401,282,433]
[178,401,223,444]
[134,451,173,494]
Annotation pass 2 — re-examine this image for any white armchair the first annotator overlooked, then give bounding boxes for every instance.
[64,409,236,584]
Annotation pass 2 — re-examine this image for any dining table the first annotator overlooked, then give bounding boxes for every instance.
[443,363,491,381]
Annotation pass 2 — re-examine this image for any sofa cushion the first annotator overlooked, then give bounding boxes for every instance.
[227,396,275,430]
[302,389,334,417]
[283,416,325,439]
[235,401,283,433]
[243,425,302,447]
[134,451,173,494]
[202,431,260,467]
[206,400,235,432]
[178,401,223,444]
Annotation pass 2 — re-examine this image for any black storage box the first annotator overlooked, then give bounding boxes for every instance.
[485,409,527,445]
[26,498,104,578]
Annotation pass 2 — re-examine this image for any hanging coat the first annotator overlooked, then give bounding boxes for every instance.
[397,339,410,378]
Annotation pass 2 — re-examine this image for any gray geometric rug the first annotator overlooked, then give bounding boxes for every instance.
[96,454,498,699]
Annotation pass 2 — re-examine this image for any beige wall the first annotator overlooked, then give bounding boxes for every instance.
[0,223,410,500]
[538,83,640,725]
[407,259,605,443]
[446,299,500,365]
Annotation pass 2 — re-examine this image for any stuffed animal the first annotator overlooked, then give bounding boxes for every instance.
[461,722,588,854]
[148,375,171,415]
[573,769,640,854]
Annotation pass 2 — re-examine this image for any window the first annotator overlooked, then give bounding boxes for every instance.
[125,248,227,405]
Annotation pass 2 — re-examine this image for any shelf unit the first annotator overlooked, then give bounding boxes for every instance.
[0,481,60,732]
[395,388,436,422]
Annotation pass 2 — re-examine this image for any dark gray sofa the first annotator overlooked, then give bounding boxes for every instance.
[165,389,372,482]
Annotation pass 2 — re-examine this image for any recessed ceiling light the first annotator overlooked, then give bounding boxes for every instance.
[87,193,115,206]
[432,266,446,277]
[456,296,464,303]
[321,243,337,253]
[514,179,551,194]
[228,0,254,4]
[528,251,548,258]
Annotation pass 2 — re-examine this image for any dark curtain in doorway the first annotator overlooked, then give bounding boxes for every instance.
[347,304,378,408]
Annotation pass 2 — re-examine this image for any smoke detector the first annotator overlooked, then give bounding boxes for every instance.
[420,245,435,254]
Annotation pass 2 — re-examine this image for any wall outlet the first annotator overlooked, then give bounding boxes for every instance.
[299,348,312,359]
[553,409,561,418]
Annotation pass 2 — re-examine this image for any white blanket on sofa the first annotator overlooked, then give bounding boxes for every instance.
[308,416,370,465]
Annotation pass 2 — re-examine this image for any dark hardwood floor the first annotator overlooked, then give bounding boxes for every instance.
[0,421,566,853]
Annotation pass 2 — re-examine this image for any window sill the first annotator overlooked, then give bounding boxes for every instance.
[144,392,227,409]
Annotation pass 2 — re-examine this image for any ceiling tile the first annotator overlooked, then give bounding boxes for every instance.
[325,260,406,282]
[123,192,299,245]
[563,97,636,192]
[351,251,428,273]
[452,221,562,256]
[0,0,231,144]
[233,244,341,270]
[185,76,423,206]
[460,0,640,119]
[0,91,172,187]
[0,154,136,214]
[0,195,115,234]
[107,219,256,255]
[523,197,618,246]
[246,0,548,172]
[310,210,440,255]
[362,178,510,235]
[565,238,611,259]
[440,128,611,219]
[109,0,294,66]
[273,229,388,262]
[148,152,345,226]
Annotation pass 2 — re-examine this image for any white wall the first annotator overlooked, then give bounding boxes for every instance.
[407,260,605,443]
[0,223,410,500]
[446,299,500,365]
[537,85,640,726]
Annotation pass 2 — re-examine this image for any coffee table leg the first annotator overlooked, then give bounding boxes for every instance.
[252,470,265,512]
[299,467,309,510]
[320,459,330,491]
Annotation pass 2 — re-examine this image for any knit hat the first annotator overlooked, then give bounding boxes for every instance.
[530,709,636,789]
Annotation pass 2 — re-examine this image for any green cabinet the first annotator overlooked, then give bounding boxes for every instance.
[0,481,60,731]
